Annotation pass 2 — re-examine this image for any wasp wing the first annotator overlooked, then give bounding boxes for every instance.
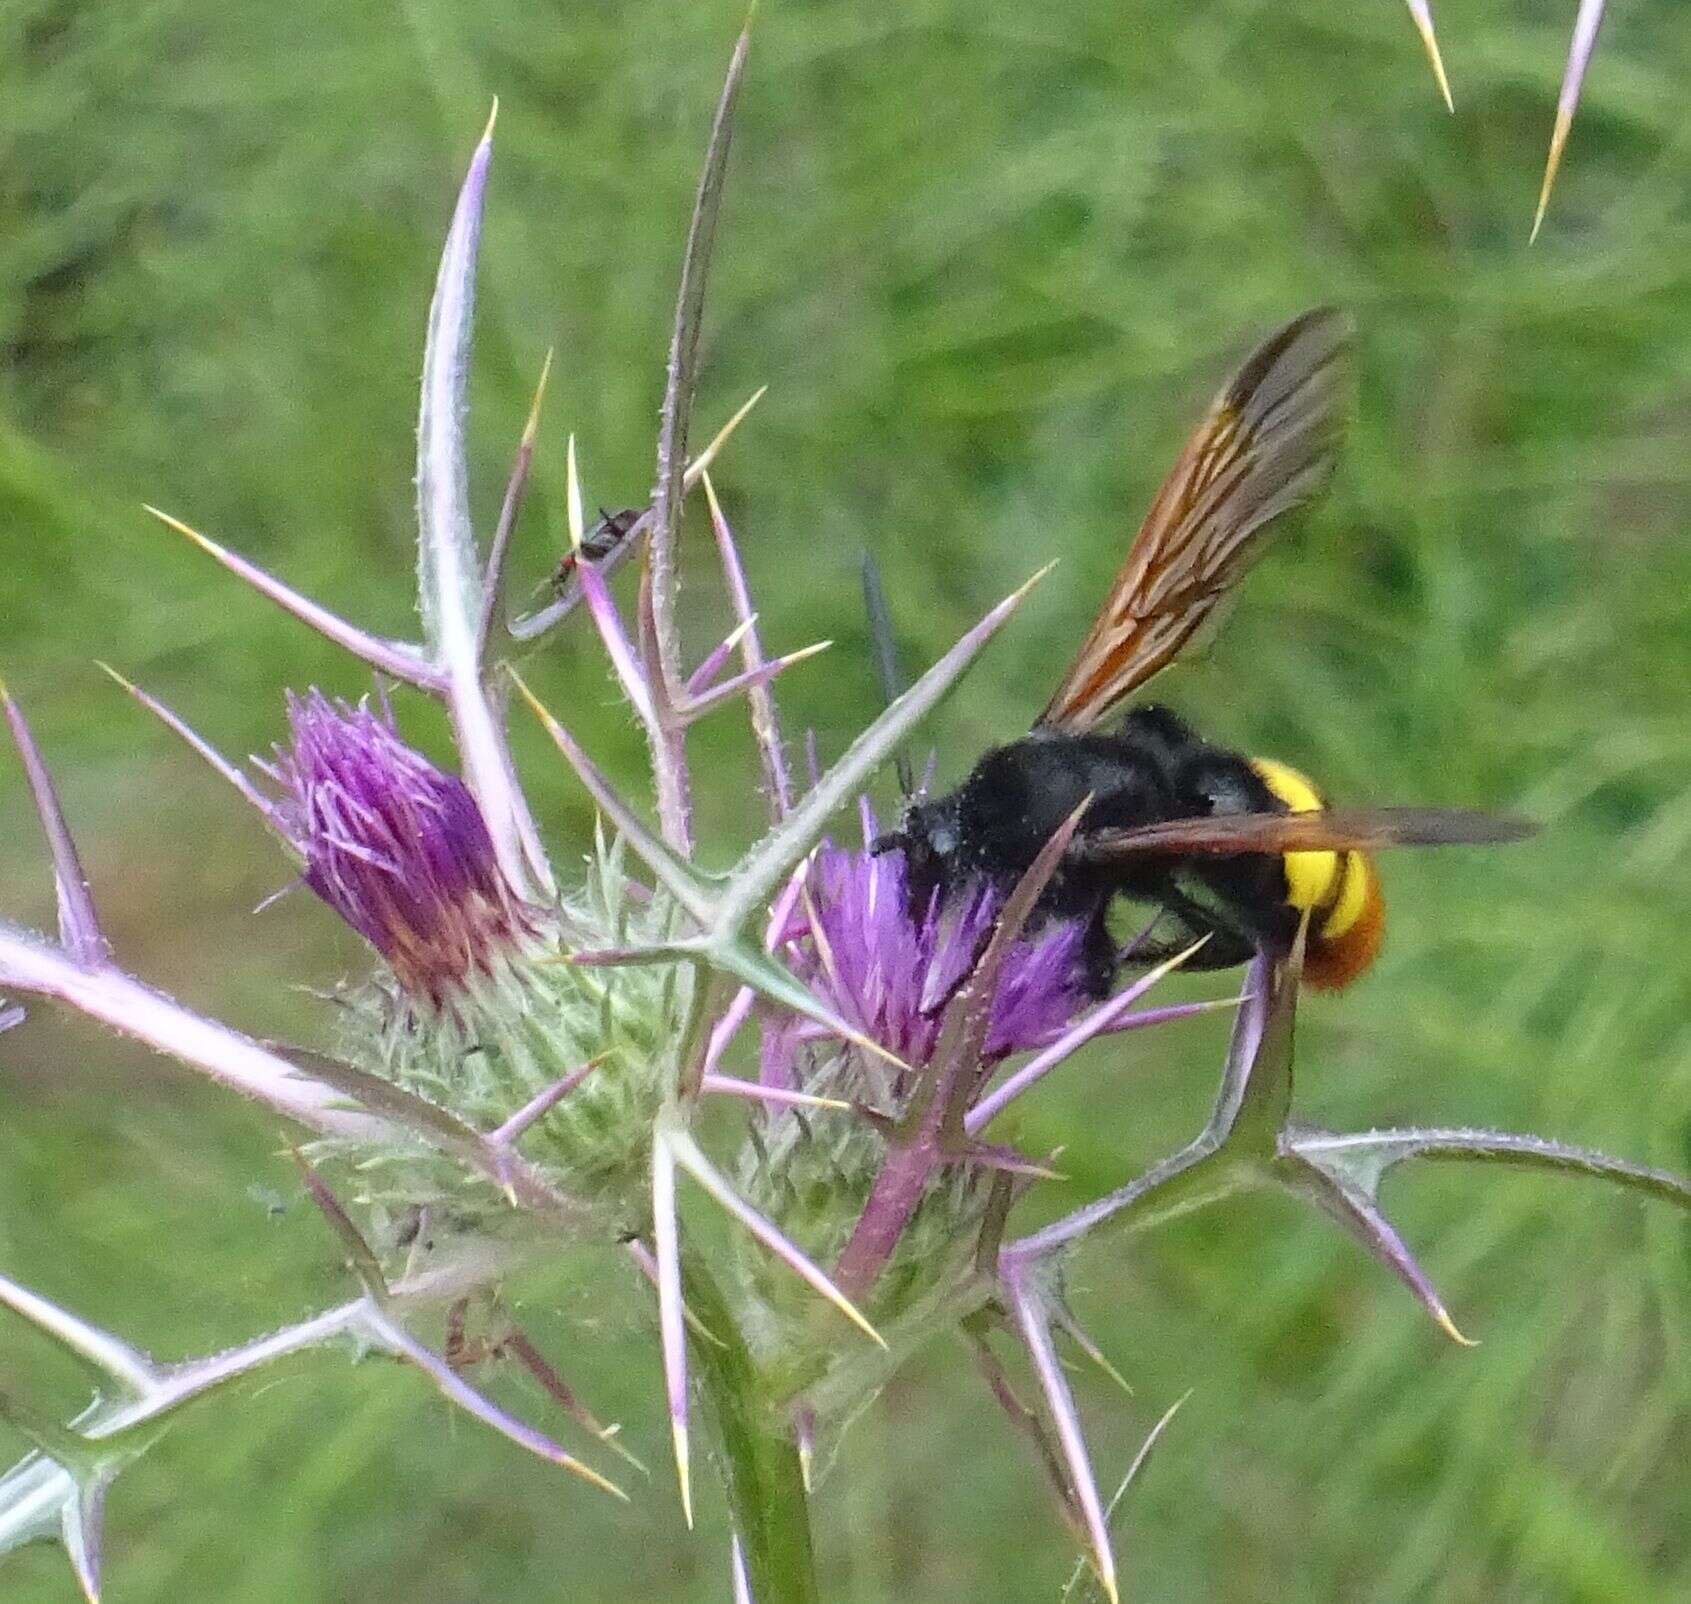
[1075,807,1536,863]
[1040,307,1352,732]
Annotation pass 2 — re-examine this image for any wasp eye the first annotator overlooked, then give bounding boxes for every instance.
[899,800,957,861]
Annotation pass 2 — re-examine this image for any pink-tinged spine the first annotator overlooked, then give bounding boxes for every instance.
[1005,1268,1118,1604]
[510,672,716,924]
[572,553,659,731]
[703,472,793,816]
[0,1271,158,1397]
[967,944,1218,1133]
[95,664,287,839]
[1400,0,1454,112]
[487,1058,606,1148]
[0,924,375,1135]
[665,1124,885,1350]
[476,350,553,667]
[730,1535,755,1604]
[647,31,751,705]
[682,642,831,721]
[0,685,110,969]
[414,109,548,900]
[651,1136,693,1527]
[1532,0,1609,241]
[141,506,443,692]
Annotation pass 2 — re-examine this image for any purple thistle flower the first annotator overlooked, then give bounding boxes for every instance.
[269,691,537,1004]
[789,845,1089,1065]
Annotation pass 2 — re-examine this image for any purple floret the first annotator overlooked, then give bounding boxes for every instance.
[793,845,1088,1065]
[271,691,533,1003]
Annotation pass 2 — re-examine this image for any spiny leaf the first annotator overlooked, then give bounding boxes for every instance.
[648,27,752,695]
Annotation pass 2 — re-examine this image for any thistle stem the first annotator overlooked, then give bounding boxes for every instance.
[830,1130,936,1307]
[683,1250,819,1604]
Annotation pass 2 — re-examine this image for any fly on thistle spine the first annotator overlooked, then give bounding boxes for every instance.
[545,506,645,599]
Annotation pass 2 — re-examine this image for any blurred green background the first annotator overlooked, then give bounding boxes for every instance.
[3,0,1690,1598]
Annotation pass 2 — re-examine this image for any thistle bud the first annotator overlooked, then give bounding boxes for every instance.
[735,840,1099,1402]
[269,692,682,1222]
[273,691,536,1006]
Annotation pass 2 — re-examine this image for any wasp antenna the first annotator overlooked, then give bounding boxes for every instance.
[860,551,915,798]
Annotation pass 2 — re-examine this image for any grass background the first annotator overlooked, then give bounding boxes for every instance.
[3,0,1690,1598]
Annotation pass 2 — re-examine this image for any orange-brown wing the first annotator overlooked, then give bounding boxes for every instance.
[1075,807,1536,863]
[1040,307,1352,732]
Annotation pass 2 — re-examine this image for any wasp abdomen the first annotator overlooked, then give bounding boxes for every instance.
[1248,756,1383,988]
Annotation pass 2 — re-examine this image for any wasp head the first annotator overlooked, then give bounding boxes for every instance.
[871,791,963,912]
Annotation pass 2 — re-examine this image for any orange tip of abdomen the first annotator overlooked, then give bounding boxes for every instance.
[1303,857,1384,990]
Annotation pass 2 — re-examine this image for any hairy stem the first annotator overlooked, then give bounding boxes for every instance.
[684,1250,818,1604]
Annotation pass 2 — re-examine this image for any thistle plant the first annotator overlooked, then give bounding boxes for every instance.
[2,27,1689,1604]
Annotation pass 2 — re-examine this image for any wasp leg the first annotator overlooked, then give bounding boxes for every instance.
[1146,884,1264,972]
[1078,903,1120,998]
[1097,895,1254,989]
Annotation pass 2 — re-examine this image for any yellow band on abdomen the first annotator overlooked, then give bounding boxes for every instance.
[1248,756,1341,912]
[1319,851,1373,940]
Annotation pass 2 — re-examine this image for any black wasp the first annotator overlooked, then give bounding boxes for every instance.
[874,309,1530,997]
